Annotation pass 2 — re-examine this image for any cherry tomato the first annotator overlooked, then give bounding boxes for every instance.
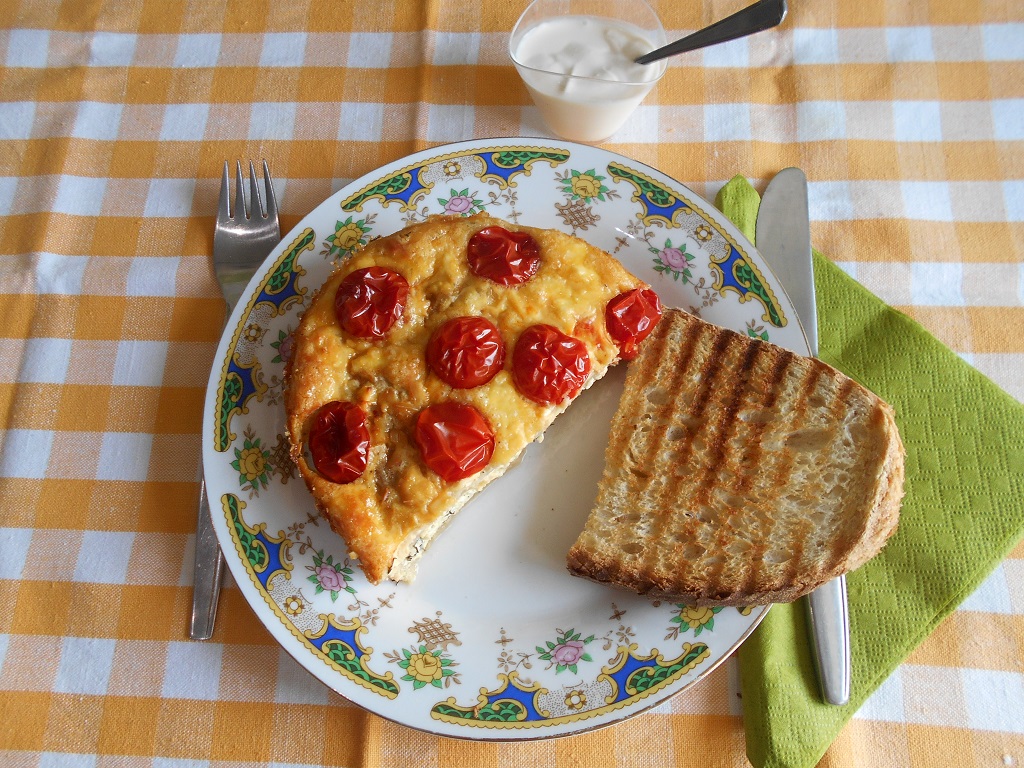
[427,316,506,389]
[605,287,663,360]
[415,402,495,482]
[467,226,541,286]
[334,266,409,339]
[512,324,592,405]
[307,401,370,484]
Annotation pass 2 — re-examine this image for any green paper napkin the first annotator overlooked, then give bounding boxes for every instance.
[715,175,1024,768]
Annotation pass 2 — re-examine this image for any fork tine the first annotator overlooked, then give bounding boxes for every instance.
[261,160,278,224]
[218,161,231,221]
[234,160,247,219]
[248,160,265,219]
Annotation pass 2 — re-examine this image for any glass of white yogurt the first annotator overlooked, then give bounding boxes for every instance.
[509,0,667,144]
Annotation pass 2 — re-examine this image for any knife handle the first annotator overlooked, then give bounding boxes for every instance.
[806,575,851,705]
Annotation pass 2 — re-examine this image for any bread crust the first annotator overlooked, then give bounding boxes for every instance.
[567,308,905,605]
[285,214,646,584]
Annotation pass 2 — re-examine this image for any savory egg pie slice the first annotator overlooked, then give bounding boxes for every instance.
[285,214,661,584]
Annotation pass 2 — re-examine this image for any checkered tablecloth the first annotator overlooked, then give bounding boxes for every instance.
[1,0,1021,765]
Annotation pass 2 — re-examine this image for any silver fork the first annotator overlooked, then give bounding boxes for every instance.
[190,160,280,640]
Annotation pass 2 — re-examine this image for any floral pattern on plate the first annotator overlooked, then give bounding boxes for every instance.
[203,139,809,740]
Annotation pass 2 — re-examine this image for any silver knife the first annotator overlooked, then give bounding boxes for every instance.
[755,167,852,706]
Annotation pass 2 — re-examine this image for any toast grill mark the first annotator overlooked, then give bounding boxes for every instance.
[569,306,905,605]
[691,332,763,596]
[720,348,790,593]
[642,320,727,589]
[632,314,856,597]
[604,311,886,599]
[617,322,671,485]
[732,347,791,495]
[729,347,794,596]
[616,317,700,589]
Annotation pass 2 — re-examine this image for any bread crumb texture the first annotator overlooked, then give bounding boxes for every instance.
[567,308,904,606]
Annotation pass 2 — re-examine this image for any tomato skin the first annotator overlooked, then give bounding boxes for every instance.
[512,324,592,405]
[307,401,371,484]
[605,287,663,360]
[334,266,410,339]
[415,402,496,482]
[426,316,506,389]
[467,226,541,286]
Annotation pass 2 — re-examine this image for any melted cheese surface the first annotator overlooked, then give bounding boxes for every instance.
[286,214,646,583]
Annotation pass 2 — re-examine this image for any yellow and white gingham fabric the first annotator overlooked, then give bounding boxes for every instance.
[0,0,1021,765]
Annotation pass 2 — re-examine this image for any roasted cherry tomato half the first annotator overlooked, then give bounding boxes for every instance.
[307,401,371,484]
[512,324,592,405]
[426,316,506,389]
[334,266,410,339]
[466,226,541,286]
[415,402,496,482]
[605,287,663,360]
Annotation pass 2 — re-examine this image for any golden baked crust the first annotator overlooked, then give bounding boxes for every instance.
[285,214,647,584]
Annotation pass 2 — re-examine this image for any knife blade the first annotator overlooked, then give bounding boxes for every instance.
[755,168,817,355]
[755,167,851,707]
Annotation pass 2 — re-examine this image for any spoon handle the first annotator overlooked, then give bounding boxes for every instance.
[635,0,787,64]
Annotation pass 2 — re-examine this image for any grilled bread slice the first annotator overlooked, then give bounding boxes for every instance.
[286,214,658,584]
[567,307,904,605]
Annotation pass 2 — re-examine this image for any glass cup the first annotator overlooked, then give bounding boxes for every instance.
[509,0,667,144]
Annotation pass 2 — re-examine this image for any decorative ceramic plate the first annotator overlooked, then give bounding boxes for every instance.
[203,139,809,740]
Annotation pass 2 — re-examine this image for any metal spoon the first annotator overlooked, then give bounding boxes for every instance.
[635,0,787,65]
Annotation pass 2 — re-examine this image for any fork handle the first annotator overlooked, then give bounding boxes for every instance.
[190,479,225,640]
